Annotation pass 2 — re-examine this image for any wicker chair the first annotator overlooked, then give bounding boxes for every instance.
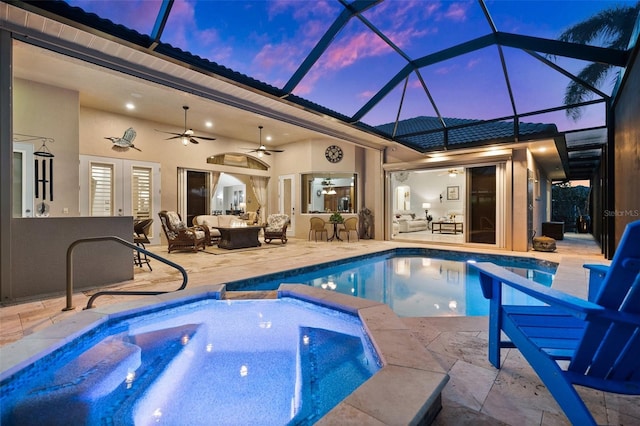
[263,214,289,244]
[158,210,207,253]
[338,217,359,242]
[308,217,328,241]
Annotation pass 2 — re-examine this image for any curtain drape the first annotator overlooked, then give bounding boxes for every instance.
[250,176,269,224]
[210,172,220,213]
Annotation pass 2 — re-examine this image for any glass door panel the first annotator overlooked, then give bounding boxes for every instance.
[280,174,295,234]
[186,170,208,226]
[12,142,34,217]
[469,166,496,244]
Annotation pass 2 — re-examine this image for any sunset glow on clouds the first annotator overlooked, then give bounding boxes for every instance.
[66,0,635,130]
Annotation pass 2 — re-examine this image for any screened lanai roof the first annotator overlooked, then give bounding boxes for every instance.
[11,0,640,179]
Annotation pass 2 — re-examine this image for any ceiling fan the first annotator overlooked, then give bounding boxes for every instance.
[436,168,462,177]
[244,126,284,157]
[156,106,216,145]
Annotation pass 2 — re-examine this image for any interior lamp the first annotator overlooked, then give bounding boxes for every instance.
[422,202,431,219]
[181,136,189,146]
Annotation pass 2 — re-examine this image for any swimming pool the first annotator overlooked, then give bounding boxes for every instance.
[225,248,557,317]
[0,297,381,425]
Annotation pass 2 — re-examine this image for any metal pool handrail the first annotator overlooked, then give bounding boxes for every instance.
[64,236,188,311]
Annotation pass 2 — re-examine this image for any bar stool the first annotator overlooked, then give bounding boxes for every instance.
[133,218,153,271]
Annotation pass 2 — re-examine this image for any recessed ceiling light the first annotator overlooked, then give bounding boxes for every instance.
[266,136,272,141]
[539,147,547,152]
[125,103,135,110]
[205,121,213,128]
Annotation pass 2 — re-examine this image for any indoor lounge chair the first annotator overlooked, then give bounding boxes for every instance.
[471,220,640,425]
[263,213,289,244]
[308,217,328,241]
[158,210,207,253]
[338,217,359,242]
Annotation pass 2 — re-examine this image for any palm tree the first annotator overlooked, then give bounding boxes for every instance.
[559,2,640,120]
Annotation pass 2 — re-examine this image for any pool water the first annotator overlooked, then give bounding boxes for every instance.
[228,249,556,317]
[0,298,380,426]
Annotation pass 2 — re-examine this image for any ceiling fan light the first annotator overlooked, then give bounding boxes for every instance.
[257,150,263,158]
[181,136,189,146]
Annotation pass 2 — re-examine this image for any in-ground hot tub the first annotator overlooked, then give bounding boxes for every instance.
[0,284,449,425]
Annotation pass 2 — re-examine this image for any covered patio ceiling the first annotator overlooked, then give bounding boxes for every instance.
[8,0,640,180]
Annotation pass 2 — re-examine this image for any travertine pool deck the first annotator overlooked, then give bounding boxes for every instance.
[2,234,639,425]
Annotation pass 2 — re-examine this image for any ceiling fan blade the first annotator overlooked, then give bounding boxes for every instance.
[189,138,199,144]
[267,149,284,153]
[156,129,182,136]
[191,135,216,141]
[165,135,181,140]
[263,151,272,155]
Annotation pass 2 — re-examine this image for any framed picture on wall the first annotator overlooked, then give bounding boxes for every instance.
[447,186,459,200]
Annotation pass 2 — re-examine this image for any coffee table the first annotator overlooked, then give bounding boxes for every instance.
[213,226,263,249]
[431,222,463,234]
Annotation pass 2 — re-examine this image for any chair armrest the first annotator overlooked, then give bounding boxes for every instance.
[583,264,609,301]
[472,262,604,318]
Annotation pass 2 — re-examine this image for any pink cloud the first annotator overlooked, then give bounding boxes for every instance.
[358,90,377,100]
[322,32,390,70]
[409,78,424,89]
[254,43,301,74]
[435,65,457,75]
[444,2,469,22]
[467,58,481,69]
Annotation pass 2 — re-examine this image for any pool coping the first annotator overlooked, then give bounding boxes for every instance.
[0,284,449,425]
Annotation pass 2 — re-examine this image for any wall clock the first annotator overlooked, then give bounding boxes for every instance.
[325,145,343,163]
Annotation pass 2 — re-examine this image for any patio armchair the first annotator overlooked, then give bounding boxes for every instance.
[471,220,640,425]
[309,217,328,241]
[263,213,289,244]
[158,210,207,253]
[338,217,359,242]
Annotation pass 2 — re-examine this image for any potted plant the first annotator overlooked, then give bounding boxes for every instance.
[329,212,344,223]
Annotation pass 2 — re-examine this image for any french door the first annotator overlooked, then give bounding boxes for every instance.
[279,174,295,235]
[80,155,161,244]
[12,142,34,217]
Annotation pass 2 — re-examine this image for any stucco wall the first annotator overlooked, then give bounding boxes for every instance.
[9,216,132,302]
[13,78,79,217]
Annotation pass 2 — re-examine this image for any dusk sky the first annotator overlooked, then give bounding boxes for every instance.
[67,0,638,132]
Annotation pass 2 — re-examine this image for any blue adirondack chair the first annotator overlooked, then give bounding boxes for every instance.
[472,220,640,425]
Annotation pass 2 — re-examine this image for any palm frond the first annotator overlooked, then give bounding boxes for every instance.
[558,3,640,49]
[564,63,613,120]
